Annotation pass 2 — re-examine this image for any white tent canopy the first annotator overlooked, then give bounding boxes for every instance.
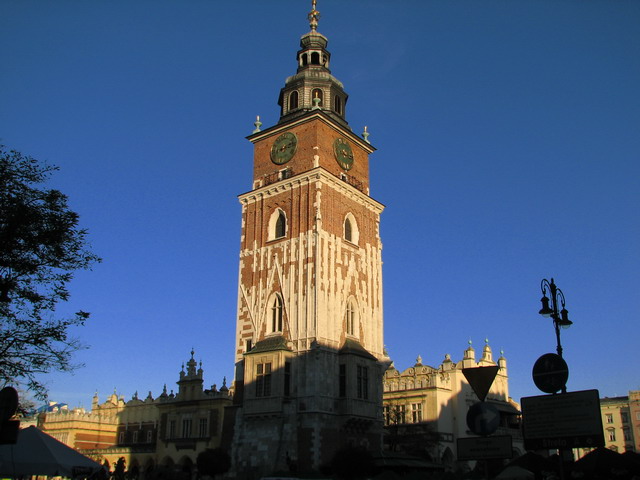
[0,426,102,478]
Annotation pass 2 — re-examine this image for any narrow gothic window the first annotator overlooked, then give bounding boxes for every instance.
[182,418,192,438]
[289,90,299,110]
[271,294,283,332]
[344,213,359,244]
[256,362,272,397]
[334,95,342,115]
[312,88,323,107]
[199,418,208,437]
[275,210,286,238]
[357,365,369,399]
[346,301,356,335]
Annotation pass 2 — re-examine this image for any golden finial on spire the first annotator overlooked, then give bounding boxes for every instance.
[308,0,320,31]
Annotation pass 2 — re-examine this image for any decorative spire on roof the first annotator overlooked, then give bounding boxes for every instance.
[220,376,229,393]
[363,126,370,143]
[482,338,493,361]
[186,348,198,376]
[276,1,350,127]
[308,0,320,32]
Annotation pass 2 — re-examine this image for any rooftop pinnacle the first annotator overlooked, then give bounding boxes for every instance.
[308,0,320,31]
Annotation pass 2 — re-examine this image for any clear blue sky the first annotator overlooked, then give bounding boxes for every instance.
[1,1,638,409]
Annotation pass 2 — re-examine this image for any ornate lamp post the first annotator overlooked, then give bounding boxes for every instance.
[539,278,573,357]
[538,278,573,392]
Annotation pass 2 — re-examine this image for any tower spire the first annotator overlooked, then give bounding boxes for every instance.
[308,0,320,31]
[277,1,350,127]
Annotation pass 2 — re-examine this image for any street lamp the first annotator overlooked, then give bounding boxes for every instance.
[539,278,573,363]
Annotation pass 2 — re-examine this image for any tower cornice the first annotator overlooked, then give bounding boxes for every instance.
[238,166,384,214]
[247,110,375,155]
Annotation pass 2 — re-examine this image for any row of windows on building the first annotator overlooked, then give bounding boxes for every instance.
[383,403,423,425]
[605,411,639,423]
[166,417,209,439]
[269,209,359,244]
[255,362,369,400]
[384,379,435,392]
[286,89,344,116]
[117,414,218,444]
[605,427,634,442]
[264,293,360,336]
[119,429,156,444]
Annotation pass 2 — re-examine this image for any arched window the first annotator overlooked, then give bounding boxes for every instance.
[334,95,342,115]
[269,208,287,240]
[311,52,320,65]
[344,213,359,244]
[270,294,283,333]
[312,88,323,107]
[289,91,299,110]
[345,298,357,336]
[275,211,286,238]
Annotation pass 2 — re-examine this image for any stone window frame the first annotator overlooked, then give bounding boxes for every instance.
[256,362,273,397]
[289,90,299,110]
[345,297,358,337]
[268,208,287,241]
[268,293,284,333]
[198,417,208,438]
[344,213,359,245]
[411,402,423,423]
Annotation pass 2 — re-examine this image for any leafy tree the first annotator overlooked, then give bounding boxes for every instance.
[196,448,231,478]
[0,145,100,399]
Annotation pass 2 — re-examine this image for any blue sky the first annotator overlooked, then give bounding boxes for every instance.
[1,0,638,409]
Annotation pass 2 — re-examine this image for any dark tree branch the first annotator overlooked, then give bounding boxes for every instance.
[0,145,101,400]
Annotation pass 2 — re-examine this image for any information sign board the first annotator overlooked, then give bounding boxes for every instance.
[457,435,513,460]
[521,389,604,450]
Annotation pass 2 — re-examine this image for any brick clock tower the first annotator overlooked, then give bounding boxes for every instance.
[230,3,387,476]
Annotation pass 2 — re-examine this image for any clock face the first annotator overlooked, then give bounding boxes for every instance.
[270,132,298,165]
[333,138,354,171]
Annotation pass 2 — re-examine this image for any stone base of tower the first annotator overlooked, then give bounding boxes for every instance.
[226,340,386,480]
[228,407,383,480]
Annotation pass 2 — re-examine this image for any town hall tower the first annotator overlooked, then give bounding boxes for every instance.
[230,3,386,476]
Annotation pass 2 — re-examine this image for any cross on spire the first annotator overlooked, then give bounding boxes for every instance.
[308,0,320,31]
